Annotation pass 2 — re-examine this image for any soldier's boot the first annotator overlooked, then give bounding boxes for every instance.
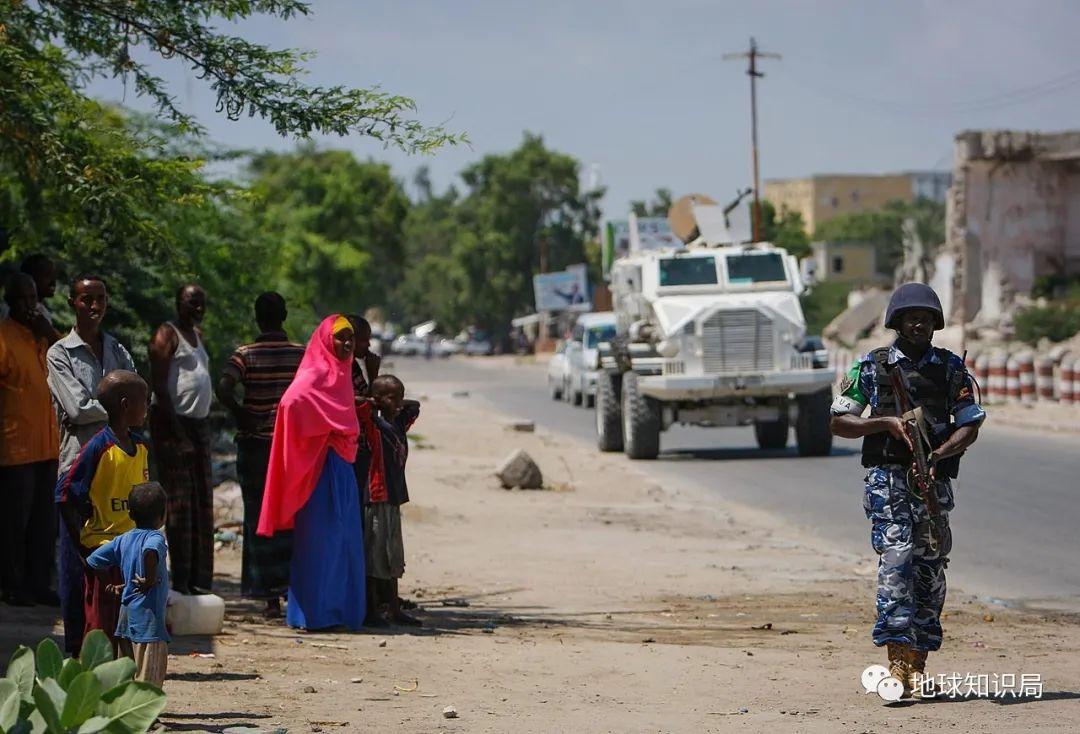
[887,642,913,698]
[906,649,929,699]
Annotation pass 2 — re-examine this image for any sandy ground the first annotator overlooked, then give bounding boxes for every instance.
[3,372,1079,733]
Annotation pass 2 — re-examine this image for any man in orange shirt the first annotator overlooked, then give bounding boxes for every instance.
[0,272,61,606]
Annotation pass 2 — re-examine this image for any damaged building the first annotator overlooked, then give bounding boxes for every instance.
[943,129,1080,332]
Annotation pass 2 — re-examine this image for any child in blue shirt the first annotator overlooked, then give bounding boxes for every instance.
[87,481,170,689]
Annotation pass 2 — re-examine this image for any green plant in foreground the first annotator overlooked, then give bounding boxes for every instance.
[0,631,165,734]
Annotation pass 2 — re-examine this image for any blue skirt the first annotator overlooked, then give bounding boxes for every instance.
[287,450,366,631]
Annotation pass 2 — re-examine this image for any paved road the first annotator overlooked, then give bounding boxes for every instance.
[394,356,1080,611]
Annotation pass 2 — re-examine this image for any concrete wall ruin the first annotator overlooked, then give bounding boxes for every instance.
[946,130,1080,328]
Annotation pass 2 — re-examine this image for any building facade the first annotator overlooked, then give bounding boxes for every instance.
[810,241,886,285]
[944,130,1080,327]
[764,171,951,234]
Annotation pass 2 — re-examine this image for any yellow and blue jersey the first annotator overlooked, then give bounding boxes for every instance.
[56,426,150,549]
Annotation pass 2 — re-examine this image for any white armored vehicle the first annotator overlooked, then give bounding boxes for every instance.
[596,195,835,459]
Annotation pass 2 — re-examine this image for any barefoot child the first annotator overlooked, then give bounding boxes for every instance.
[87,482,170,689]
[56,370,150,652]
[362,374,420,626]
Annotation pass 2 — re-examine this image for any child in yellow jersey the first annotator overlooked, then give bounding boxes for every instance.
[57,370,149,651]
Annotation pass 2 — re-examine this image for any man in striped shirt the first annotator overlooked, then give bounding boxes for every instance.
[217,292,304,617]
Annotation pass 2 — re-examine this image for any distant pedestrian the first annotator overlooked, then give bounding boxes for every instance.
[258,315,366,631]
[87,481,170,689]
[217,292,304,617]
[56,370,150,654]
[0,273,60,607]
[149,284,214,594]
[0,254,60,345]
[830,283,984,698]
[47,273,136,653]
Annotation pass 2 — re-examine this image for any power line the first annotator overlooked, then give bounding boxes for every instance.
[782,64,1080,117]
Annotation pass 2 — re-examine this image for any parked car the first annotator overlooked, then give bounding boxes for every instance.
[797,335,830,369]
[547,341,572,401]
[565,312,616,407]
[392,333,426,356]
[463,331,494,356]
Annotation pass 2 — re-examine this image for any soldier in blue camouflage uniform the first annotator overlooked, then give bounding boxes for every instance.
[830,283,985,697]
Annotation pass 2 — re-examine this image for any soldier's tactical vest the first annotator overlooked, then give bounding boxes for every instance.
[860,346,963,478]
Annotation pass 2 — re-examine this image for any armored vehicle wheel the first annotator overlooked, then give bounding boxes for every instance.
[622,372,660,460]
[571,387,584,407]
[754,416,789,450]
[596,371,623,452]
[796,387,834,457]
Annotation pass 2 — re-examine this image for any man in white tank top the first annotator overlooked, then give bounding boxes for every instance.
[148,284,215,594]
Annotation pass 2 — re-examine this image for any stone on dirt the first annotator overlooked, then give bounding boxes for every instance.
[495,449,543,490]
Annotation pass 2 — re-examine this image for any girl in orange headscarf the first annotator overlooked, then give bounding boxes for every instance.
[258,315,365,630]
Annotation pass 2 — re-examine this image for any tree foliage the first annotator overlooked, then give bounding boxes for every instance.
[246,147,411,335]
[813,198,945,273]
[630,188,673,218]
[397,133,603,339]
[759,200,811,258]
[1,0,460,257]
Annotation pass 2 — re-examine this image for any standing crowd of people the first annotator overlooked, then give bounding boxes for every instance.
[0,254,423,691]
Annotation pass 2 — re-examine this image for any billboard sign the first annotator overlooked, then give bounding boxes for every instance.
[534,267,591,312]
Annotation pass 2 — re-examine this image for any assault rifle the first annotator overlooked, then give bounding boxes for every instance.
[888,366,940,552]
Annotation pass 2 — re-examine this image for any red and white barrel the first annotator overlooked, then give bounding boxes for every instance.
[974,353,990,401]
[987,351,1007,404]
[1062,355,1076,405]
[1035,354,1056,402]
[1005,353,1022,403]
[1072,357,1080,407]
[1017,351,1036,404]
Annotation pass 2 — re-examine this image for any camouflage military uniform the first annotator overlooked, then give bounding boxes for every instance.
[833,344,985,652]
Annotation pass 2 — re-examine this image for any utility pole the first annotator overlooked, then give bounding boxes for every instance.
[724,37,780,242]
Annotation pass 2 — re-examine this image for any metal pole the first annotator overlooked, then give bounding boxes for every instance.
[724,38,779,244]
[749,38,761,242]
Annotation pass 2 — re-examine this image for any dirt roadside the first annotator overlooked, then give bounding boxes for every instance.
[2,371,1078,733]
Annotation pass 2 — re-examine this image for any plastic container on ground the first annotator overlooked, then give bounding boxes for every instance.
[166,590,226,636]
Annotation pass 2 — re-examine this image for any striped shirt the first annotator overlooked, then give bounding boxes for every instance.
[223,331,305,439]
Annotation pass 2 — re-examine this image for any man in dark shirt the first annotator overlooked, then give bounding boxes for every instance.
[217,292,304,617]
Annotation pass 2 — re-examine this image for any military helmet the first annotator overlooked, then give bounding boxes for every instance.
[884,282,945,330]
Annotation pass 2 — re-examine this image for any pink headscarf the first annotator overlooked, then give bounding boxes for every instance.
[258,315,358,536]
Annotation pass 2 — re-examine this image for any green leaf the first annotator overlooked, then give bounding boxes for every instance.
[30,680,65,734]
[76,716,110,734]
[0,679,21,731]
[99,683,166,734]
[90,660,135,694]
[61,673,102,729]
[4,648,34,701]
[79,632,113,671]
[57,660,84,690]
[34,641,63,683]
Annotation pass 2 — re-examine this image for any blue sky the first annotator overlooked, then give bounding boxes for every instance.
[87,0,1080,217]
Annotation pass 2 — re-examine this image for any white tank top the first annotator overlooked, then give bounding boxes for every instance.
[166,322,212,419]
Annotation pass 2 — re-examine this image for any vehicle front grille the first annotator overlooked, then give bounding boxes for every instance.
[700,309,774,373]
[663,360,685,375]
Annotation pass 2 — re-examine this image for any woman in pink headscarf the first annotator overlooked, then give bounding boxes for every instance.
[258,315,365,630]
